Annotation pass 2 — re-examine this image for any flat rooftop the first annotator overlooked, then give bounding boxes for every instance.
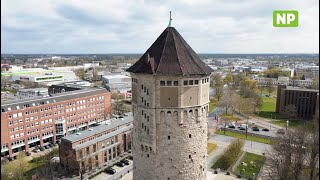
[1,88,110,112]
[285,86,319,92]
[62,112,133,143]
[17,88,48,92]
[102,74,131,79]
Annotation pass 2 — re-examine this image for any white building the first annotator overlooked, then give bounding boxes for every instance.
[101,74,132,93]
[17,88,49,99]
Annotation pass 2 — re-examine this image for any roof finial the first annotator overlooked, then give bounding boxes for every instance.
[168,11,173,27]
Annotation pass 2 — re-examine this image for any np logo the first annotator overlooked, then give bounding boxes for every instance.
[273,10,299,27]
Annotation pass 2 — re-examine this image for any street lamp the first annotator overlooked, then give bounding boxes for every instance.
[245,115,249,138]
[286,120,289,130]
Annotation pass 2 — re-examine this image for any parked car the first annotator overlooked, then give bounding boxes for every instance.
[252,127,260,131]
[26,151,31,156]
[227,124,235,129]
[239,126,246,130]
[121,159,130,165]
[262,128,270,132]
[105,167,116,174]
[33,148,40,153]
[115,161,125,167]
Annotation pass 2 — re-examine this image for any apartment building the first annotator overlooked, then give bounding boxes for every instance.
[1,88,111,158]
[59,114,133,175]
[276,85,319,120]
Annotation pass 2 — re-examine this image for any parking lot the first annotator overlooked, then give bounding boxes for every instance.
[90,159,133,180]
[219,122,278,137]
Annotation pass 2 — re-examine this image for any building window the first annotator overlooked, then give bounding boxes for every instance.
[167,81,172,86]
[195,80,199,85]
[184,81,188,85]
[93,144,97,152]
[189,134,192,138]
[168,136,170,140]
[160,81,165,86]
[79,151,83,158]
[174,81,178,86]
[86,147,90,155]
[147,154,149,158]
[189,80,193,85]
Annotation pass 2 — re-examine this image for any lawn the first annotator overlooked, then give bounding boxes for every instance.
[207,143,217,155]
[209,98,219,113]
[236,152,266,179]
[256,96,287,120]
[220,113,241,121]
[215,130,271,144]
[270,119,306,128]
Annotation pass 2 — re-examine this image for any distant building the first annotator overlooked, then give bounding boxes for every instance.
[101,74,131,93]
[59,114,132,175]
[1,88,111,158]
[48,80,92,94]
[276,85,319,120]
[254,77,313,87]
[17,88,49,99]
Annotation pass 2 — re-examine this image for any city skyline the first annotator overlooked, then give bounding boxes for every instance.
[1,0,319,54]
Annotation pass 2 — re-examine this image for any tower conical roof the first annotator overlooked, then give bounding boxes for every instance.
[126,27,213,75]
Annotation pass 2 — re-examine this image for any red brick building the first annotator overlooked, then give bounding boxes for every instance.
[1,88,111,158]
[59,114,132,175]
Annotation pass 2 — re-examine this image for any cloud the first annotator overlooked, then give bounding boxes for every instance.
[1,0,319,54]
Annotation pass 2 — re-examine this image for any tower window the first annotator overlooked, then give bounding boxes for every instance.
[160,81,165,86]
[168,136,170,140]
[202,79,204,84]
[147,154,149,158]
[189,155,191,159]
[167,81,172,86]
[147,89,149,95]
[174,81,178,86]
[195,80,199,85]
[184,81,188,85]
[189,134,192,138]
[141,85,144,89]
[189,80,193,85]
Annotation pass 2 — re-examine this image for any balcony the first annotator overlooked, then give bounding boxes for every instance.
[55,119,65,124]
[42,134,54,139]
[68,127,77,132]
[1,147,9,153]
[78,124,87,128]
[88,121,97,125]
[12,143,25,149]
[28,138,40,144]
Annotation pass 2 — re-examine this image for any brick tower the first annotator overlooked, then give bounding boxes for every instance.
[127,24,213,180]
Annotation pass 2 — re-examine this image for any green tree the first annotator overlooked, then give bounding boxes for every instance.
[74,68,86,80]
[257,85,265,95]
[223,73,233,85]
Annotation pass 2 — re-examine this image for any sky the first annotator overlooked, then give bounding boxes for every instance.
[1,0,319,54]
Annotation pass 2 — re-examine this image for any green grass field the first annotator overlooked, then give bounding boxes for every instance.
[220,113,241,121]
[215,130,271,144]
[236,152,266,179]
[207,143,217,155]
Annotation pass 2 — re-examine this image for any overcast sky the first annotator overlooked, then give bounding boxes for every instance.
[1,0,319,54]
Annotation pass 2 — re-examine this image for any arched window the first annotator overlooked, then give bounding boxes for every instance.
[167,111,172,116]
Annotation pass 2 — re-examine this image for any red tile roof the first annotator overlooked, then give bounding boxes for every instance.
[127,27,213,75]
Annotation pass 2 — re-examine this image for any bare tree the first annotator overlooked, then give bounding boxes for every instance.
[257,85,265,95]
[282,104,298,120]
[267,120,319,180]
[219,88,235,114]
[266,79,275,96]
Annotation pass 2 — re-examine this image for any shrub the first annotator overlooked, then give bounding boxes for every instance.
[214,170,218,174]
[226,171,230,175]
[212,139,244,170]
